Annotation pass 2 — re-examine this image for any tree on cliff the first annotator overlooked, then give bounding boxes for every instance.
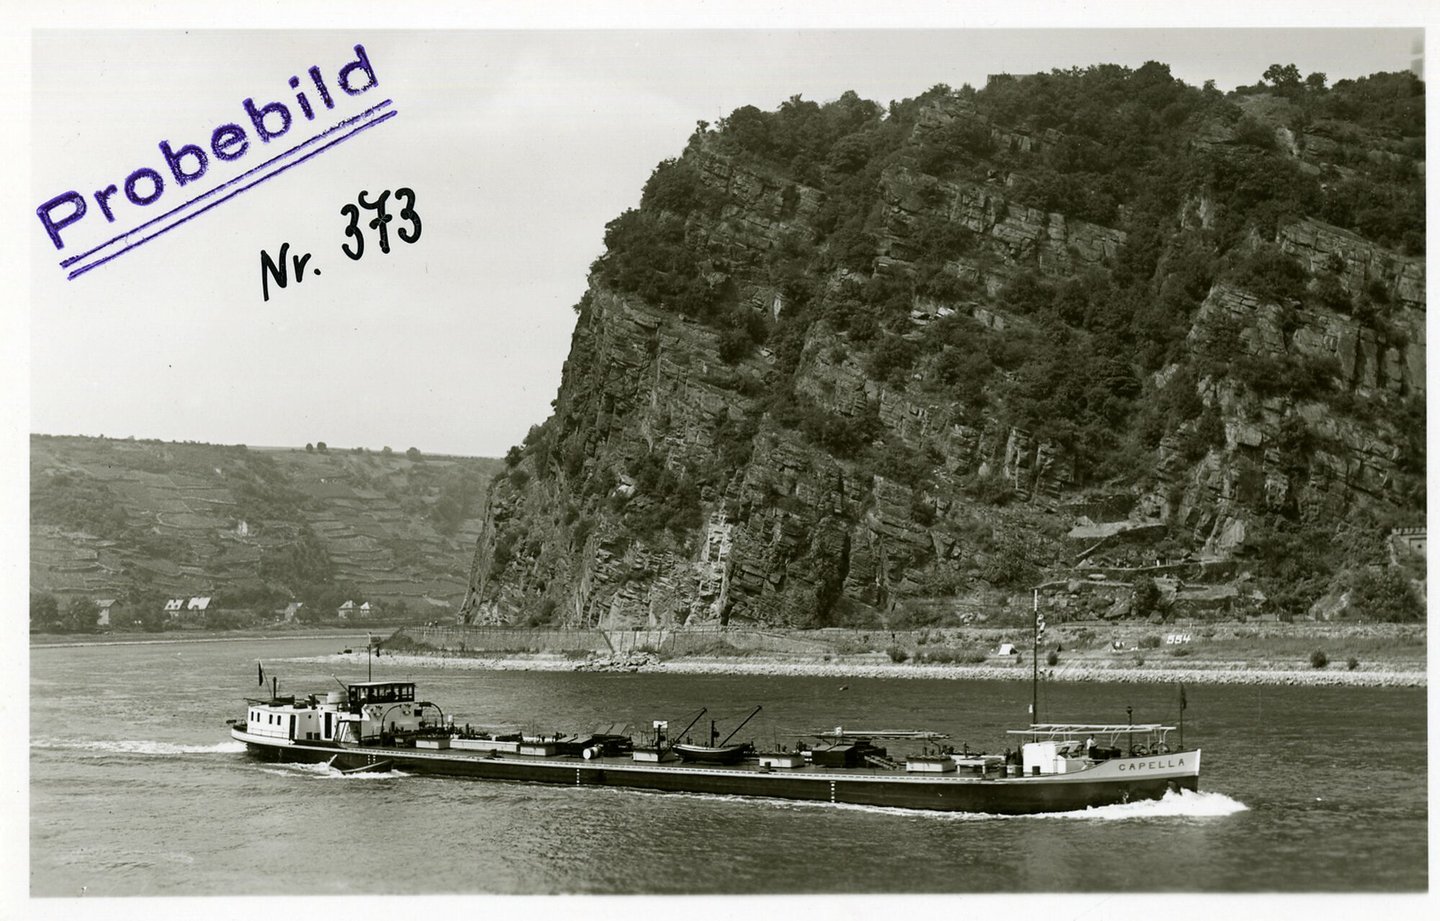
[1263,63,1303,94]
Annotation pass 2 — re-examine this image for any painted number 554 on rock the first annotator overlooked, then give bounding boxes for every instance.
[260,187,422,301]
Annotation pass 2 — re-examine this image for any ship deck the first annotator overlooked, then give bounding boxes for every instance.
[230,727,1198,785]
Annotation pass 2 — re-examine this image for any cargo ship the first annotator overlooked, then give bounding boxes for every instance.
[228,677,1201,814]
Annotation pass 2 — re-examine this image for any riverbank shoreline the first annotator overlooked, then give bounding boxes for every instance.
[28,628,379,649]
[326,650,1427,688]
[32,627,1427,687]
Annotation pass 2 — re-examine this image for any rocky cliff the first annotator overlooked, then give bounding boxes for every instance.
[462,66,1424,628]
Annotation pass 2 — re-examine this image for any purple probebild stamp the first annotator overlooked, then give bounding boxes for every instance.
[36,43,398,281]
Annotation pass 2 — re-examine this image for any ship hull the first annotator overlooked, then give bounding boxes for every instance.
[233,728,1199,814]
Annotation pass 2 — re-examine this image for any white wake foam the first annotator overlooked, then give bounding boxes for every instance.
[1038,788,1249,821]
[33,738,248,756]
[259,760,409,780]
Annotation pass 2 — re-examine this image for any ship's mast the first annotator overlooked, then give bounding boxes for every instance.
[719,706,763,746]
[1031,589,1040,725]
[1178,683,1187,749]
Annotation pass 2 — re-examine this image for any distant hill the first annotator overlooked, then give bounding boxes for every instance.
[30,435,502,617]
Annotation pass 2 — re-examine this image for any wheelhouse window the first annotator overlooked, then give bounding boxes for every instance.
[347,683,416,705]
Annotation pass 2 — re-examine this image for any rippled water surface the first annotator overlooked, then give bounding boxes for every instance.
[30,637,1427,895]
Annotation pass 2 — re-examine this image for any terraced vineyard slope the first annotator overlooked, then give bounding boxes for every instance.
[31,435,501,622]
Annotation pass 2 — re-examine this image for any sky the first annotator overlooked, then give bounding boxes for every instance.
[24,25,1424,460]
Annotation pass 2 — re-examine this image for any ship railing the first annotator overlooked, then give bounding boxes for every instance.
[1009,723,1179,759]
[1007,723,1175,736]
[810,728,949,741]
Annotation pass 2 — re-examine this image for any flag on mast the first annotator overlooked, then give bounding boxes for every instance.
[1180,683,1188,711]
[1034,590,1046,639]
[258,662,265,687]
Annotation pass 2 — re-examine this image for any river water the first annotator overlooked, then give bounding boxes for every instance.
[28,636,1427,900]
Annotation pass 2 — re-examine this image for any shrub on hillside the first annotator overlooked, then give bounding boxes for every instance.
[967,472,1014,506]
[1228,245,1309,306]
[1132,577,1163,619]
[1347,567,1424,622]
[1309,649,1329,669]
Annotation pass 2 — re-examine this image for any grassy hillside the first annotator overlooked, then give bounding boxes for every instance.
[31,435,501,623]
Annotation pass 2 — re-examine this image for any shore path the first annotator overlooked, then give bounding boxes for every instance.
[350,651,1427,688]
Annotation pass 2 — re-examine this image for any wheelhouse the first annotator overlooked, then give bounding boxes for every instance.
[345,681,416,712]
